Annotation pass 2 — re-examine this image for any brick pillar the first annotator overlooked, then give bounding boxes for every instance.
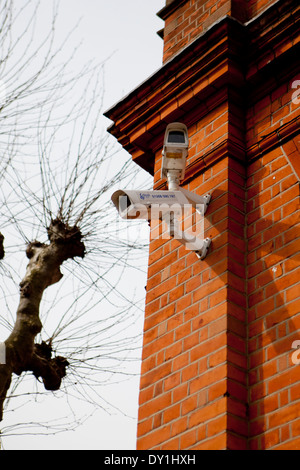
[158,0,279,63]
[137,152,248,449]
[105,0,300,450]
[246,80,300,449]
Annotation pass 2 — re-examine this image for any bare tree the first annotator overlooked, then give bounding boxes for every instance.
[0,0,151,444]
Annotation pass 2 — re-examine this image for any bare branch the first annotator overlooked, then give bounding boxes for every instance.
[0,0,151,440]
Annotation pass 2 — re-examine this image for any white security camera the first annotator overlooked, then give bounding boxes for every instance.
[162,122,189,189]
[111,188,211,259]
[111,189,193,220]
[111,122,212,260]
[111,189,211,220]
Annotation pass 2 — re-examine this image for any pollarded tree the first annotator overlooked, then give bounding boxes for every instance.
[0,0,150,442]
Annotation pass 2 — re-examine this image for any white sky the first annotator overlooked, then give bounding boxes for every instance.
[1,0,165,450]
[58,0,166,112]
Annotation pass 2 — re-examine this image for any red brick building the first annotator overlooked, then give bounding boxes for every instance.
[105,0,300,450]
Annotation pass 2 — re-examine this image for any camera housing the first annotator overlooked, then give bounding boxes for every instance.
[162,122,188,183]
[111,189,191,220]
[111,122,212,259]
[111,189,211,220]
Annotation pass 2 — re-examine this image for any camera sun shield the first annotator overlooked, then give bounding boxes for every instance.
[162,123,189,180]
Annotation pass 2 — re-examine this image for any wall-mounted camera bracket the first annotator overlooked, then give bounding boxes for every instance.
[111,122,212,260]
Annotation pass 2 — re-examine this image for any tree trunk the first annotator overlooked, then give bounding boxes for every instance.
[0,219,85,421]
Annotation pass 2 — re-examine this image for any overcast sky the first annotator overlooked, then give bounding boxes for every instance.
[58,0,166,112]
[2,0,165,450]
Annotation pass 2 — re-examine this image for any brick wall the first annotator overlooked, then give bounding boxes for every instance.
[246,0,279,20]
[247,145,300,449]
[105,0,300,450]
[137,154,248,450]
[159,0,279,63]
[137,80,300,449]
[137,0,300,446]
[246,75,300,449]
[246,80,300,150]
[137,85,249,448]
[161,0,232,62]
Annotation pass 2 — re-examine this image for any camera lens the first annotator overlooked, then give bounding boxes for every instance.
[167,131,185,143]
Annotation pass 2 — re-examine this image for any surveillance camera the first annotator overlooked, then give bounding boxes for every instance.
[111,189,191,220]
[162,122,189,182]
[110,123,212,260]
[111,188,210,220]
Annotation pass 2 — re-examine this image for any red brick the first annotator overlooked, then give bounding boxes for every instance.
[139,392,172,421]
[180,429,198,448]
[207,414,227,437]
[132,0,300,451]
[264,428,280,449]
[189,398,227,428]
[163,403,181,424]
[269,402,300,429]
[190,364,227,394]
[137,425,171,450]
[192,432,227,450]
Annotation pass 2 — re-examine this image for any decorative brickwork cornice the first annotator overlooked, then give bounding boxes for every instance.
[154,138,246,190]
[104,0,300,177]
[104,16,245,175]
[157,0,188,21]
[246,0,300,87]
[248,115,300,162]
